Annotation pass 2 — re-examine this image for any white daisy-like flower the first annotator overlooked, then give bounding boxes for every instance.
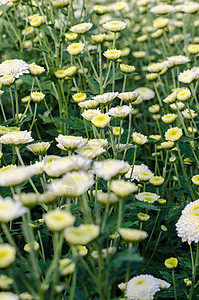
[167,55,190,66]
[118,91,139,102]
[0,292,19,300]
[0,165,37,187]
[55,135,87,151]
[70,22,93,34]
[103,20,126,32]
[92,159,129,180]
[178,69,196,84]
[108,105,133,118]
[93,92,118,104]
[0,197,28,222]
[134,87,155,101]
[135,192,160,203]
[0,130,33,145]
[125,164,151,181]
[176,199,199,244]
[76,145,106,159]
[0,60,29,78]
[125,274,160,300]
[81,109,101,121]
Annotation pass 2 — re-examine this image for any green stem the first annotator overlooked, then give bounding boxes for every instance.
[172,269,177,300]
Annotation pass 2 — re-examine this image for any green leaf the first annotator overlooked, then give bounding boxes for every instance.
[131,201,161,211]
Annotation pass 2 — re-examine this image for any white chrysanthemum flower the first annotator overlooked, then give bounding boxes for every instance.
[66,43,84,55]
[182,109,197,119]
[27,142,50,155]
[177,88,191,101]
[119,228,148,243]
[64,224,100,245]
[134,87,155,101]
[59,258,75,276]
[132,132,148,145]
[0,165,37,187]
[147,62,166,73]
[29,63,45,76]
[95,190,119,205]
[93,92,118,104]
[0,60,29,78]
[0,197,28,222]
[125,274,160,300]
[76,145,105,159]
[47,171,94,197]
[165,127,183,142]
[55,135,87,151]
[0,130,34,145]
[92,159,129,180]
[110,180,138,197]
[0,292,19,300]
[87,139,108,148]
[91,113,110,128]
[118,91,139,102]
[178,69,196,84]
[44,209,75,232]
[70,22,93,34]
[158,279,171,290]
[78,100,99,109]
[167,55,190,66]
[161,113,177,124]
[135,192,160,203]
[125,164,151,181]
[176,199,199,244]
[103,49,121,60]
[81,109,101,121]
[108,105,133,118]
[150,4,176,14]
[103,20,126,32]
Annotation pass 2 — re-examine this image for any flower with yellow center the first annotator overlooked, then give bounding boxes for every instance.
[135,87,155,101]
[55,135,87,151]
[118,91,139,102]
[110,180,138,197]
[150,176,164,186]
[188,44,199,54]
[170,101,185,111]
[91,34,106,44]
[150,4,176,14]
[93,5,107,14]
[72,92,86,103]
[178,69,196,84]
[65,32,78,41]
[137,212,150,222]
[30,16,45,27]
[132,132,148,145]
[151,29,164,39]
[0,244,16,268]
[149,135,161,142]
[0,75,15,86]
[177,88,191,101]
[137,35,147,43]
[66,43,84,55]
[165,127,183,142]
[59,258,76,276]
[163,91,177,104]
[31,91,45,103]
[81,109,101,121]
[108,105,133,118]
[112,127,124,136]
[147,62,165,73]
[120,64,135,74]
[51,0,70,8]
[70,22,93,34]
[182,109,197,119]
[135,192,160,203]
[103,20,126,32]
[78,100,99,109]
[93,92,118,104]
[27,142,50,155]
[95,190,118,205]
[87,139,108,147]
[44,209,75,232]
[167,55,190,66]
[64,224,100,245]
[146,73,159,81]
[138,171,154,182]
[148,104,160,114]
[91,113,110,128]
[161,141,175,149]
[92,159,129,180]
[161,113,177,124]
[0,130,33,145]
[153,17,169,29]
[29,63,45,76]
[0,274,13,290]
[76,145,105,159]
[119,228,148,242]
[103,49,121,60]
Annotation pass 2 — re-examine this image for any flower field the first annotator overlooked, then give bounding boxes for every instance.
[1,0,199,299]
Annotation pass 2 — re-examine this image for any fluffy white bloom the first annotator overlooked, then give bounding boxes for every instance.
[135,192,160,203]
[0,165,37,187]
[134,87,155,101]
[176,199,199,244]
[93,92,118,104]
[167,55,190,66]
[0,131,34,145]
[178,69,196,84]
[0,197,27,222]
[125,274,160,300]
[76,145,106,159]
[81,109,101,121]
[92,159,129,180]
[125,164,151,181]
[0,60,29,78]
[103,20,126,32]
[70,22,93,34]
[55,135,87,151]
[108,105,133,118]
[0,292,19,300]
[47,171,94,197]
[150,4,176,14]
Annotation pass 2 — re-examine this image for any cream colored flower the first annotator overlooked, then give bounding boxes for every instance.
[118,91,139,102]
[30,16,45,27]
[178,69,196,84]
[170,101,185,111]
[0,130,33,145]
[44,209,75,231]
[66,43,84,55]
[163,91,177,104]
[120,64,136,74]
[59,258,75,276]
[150,176,164,186]
[135,192,160,203]
[103,49,121,60]
[72,92,86,103]
[14,193,38,208]
[177,88,191,101]
[78,100,99,109]
[108,105,133,118]
[64,224,100,245]
[119,228,148,242]
[81,109,101,121]
[76,145,105,159]
[0,244,16,268]
[161,113,177,124]
[132,132,147,145]
[168,55,190,66]
[138,171,154,182]
[31,91,45,103]
[148,104,160,114]
[65,32,78,41]
[95,190,118,205]
[182,109,197,119]
[0,197,27,222]
[0,59,29,78]
[27,142,50,155]
[110,180,138,197]
[103,20,126,32]
[91,34,106,44]
[87,139,108,147]
[93,92,118,104]
[132,51,146,58]
[55,134,87,151]
[165,127,183,141]
[0,75,15,86]
[153,17,169,29]
[51,0,70,8]
[91,247,116,259]
[92,159,128,180]
[0,274,13,290]
[24,241,39,253]
[91,113,110,128]
[29,63,45,76]
[70,22,93,34]
[112,127,124,136]
[0,165,36,187]
[134,87,155,101]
